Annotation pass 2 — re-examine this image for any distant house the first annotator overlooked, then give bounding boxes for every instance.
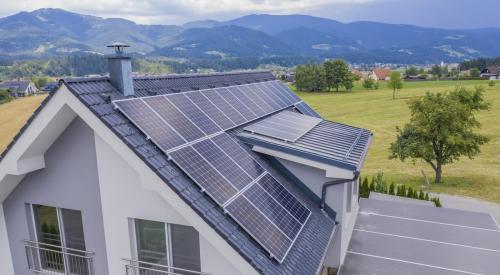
[0,80,38,98]
[480,66,500,80]
[351,69,364,80]
[369,68,391,81]
[284,72,295,82]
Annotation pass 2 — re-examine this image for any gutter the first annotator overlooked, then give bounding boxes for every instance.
[320,171,360,210]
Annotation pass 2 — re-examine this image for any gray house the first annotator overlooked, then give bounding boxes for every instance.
[0,80,38,98]
[2,45,499,275]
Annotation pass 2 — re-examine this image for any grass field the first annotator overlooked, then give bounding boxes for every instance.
[0,95,47,151]
[293,80,500,203]
[0,81,499,203]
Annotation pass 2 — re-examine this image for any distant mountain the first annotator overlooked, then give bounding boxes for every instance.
[1,9,500,64]
[154,25,296,58]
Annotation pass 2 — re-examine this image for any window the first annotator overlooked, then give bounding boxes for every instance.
[30,205,87,274]
[134,219,201,275]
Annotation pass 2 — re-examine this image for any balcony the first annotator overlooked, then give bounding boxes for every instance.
[123,259,211,275]
[24,240,94,275]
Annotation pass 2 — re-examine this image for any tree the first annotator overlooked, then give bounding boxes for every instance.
[388,71,403,99]
[390,86,490,183]
[294,64,326,92]
[0,89,13,104]
[430,65,442,80]
[30,76,51,89]
[405,67,419,76]
[362,78,375,89]
[323,59,352,92]
[470,68,480,78]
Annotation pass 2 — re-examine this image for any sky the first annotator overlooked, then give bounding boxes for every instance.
[1,0,499,29]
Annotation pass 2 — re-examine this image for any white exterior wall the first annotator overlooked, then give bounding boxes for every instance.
[276,158,359,268]
[94,134,243,275]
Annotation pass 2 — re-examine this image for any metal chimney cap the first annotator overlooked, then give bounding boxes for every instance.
[107,42,130,54]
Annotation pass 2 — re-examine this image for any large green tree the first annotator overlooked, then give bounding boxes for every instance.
[389,86,490,183]
[388,71,403,99]
[294,64,326,92]
[323,59,352,92]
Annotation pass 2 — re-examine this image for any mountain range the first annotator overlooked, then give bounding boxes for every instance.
[1,9,500,64]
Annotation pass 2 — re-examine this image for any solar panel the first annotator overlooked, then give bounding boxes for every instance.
[113,99,186,151]
[295,102,321,118]
[238,85,275,113]
[167,94,221,135]
[185,92,235,130]
[271,80,302,103]
[143,96,205,142]
[242,183,302,239]
[232,86,267,117]
[225,195,292,262]
[256,173,310,224]
[192,139,253,190]
[252,84,282,110]
[215,88,258,120]
[244,110,322,142]
[169,146,238,205]
[261,82,290,107]
[211,133,265,179]
[203,89,247,125]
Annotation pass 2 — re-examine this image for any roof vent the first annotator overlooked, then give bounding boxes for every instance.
[107,43,134,96]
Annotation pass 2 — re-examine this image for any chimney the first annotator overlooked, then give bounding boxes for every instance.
[107,43,134,96]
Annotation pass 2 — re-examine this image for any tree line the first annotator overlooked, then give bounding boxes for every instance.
[294,60,355,92]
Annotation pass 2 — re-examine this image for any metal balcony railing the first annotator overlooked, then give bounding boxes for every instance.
[24,240,94,275]
[123,259,211,275]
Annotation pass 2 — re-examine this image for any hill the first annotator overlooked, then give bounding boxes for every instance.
[1,9,500,63]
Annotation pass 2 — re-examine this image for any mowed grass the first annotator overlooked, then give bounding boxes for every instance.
[293,80,500,203]
[0,95,48,151]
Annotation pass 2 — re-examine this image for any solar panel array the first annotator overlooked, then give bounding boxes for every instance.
[114,80,300,152]
[244,110,322,142]
[114,80,311,263]
[170,133,310,262]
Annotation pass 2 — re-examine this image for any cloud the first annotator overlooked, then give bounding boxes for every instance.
[0,0,380,24]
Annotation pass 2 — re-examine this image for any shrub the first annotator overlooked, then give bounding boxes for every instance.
[489,80,496,87]
[374,82,379,90]
[432,197,442,207]
[418,190,425,200]
[389,182,395,195]
[425,193,430,201]
[362,78,375,89]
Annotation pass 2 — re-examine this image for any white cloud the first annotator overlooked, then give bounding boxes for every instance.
[0,0,380,24]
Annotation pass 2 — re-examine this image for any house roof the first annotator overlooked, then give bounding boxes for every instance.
[1,71,337,274]
[0,80,33,93]
[483,66,500,75]
[372,68,391,80]
[239,117,372,171]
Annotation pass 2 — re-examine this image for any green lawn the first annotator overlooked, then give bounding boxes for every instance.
[292,80,500,203]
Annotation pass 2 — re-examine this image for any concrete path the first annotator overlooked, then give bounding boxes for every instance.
[432,193,500,229]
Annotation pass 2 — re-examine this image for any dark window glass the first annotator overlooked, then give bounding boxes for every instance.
[171,224,201,275]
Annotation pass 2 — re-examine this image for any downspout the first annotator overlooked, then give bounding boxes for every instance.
[320,171,360,210]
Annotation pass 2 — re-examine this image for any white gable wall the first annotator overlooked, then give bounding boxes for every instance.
[0,86,259,275]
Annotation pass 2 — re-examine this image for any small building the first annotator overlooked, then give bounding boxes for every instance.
[480,66,500,80]
[0,80,38,98]
[368,68,391,81]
